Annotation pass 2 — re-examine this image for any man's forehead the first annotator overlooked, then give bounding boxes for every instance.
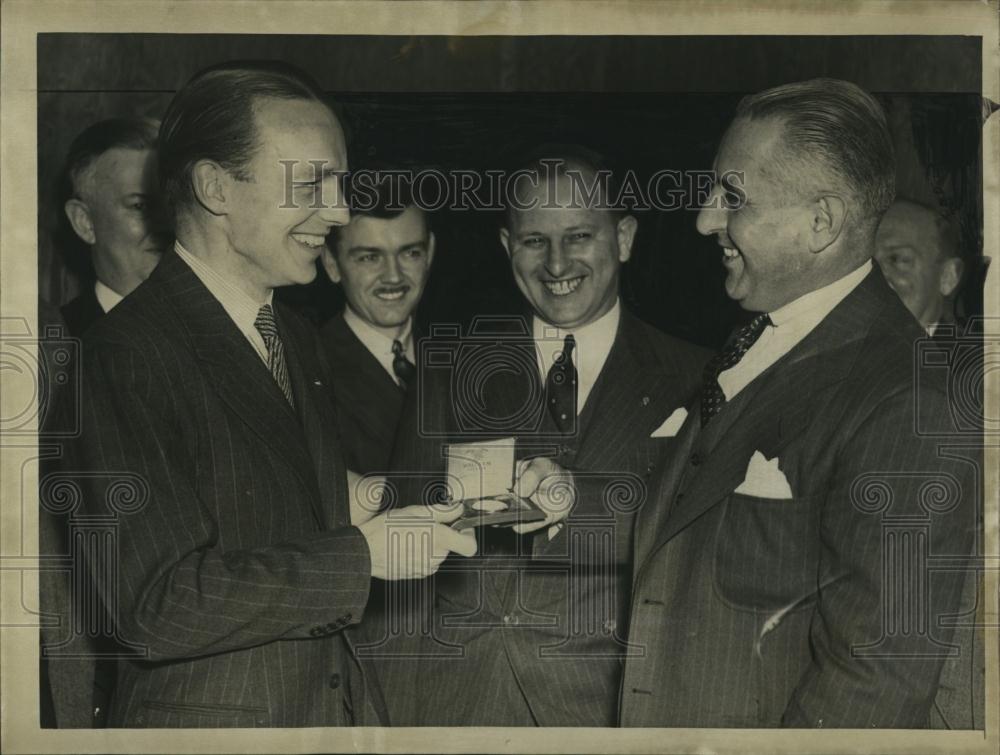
[251,98,345,164]
[877,205,941,256]
[340,207,428,246]
[79,147,156,195]
[509,203,611,232]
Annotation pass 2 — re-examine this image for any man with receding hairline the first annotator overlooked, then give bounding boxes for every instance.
[58,117,170,335]
[381,145,709,726]
[621,78,977,728]
[71,60,475,728]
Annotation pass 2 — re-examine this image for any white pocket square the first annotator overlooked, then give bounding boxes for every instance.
[734,451,793,499]
[651,407,688,438]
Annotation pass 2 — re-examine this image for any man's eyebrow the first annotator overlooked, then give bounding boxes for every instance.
[293,167,343,183]
[347,245,384,255]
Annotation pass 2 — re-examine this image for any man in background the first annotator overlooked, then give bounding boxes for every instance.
[59,116,170,335]
[874,197,965,335]
[320,174,433,474]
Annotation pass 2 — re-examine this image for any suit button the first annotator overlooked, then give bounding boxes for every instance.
[328,672,341,689]
[675,493,684,504]
[690,453,702,466]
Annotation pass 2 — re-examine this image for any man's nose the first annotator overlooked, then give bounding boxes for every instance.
[381,254,403,282]
[695,185,727,238]
[317,180,351,227]
[545,244,571,277]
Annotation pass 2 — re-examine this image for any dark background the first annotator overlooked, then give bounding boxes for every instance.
[38,34,986,348]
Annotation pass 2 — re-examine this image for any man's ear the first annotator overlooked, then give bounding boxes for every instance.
[939,256,964,298]
[64,199,95,245]
[808,194,847,253]
[320,246,342,283]
[499,227,512,258]
[190,160,228,215]
[616,215,638,263]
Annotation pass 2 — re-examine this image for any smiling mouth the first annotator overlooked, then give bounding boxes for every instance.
[291,233,327,250]
[722,246,741,263]
[374,286,409,301]
[542,276,585,296]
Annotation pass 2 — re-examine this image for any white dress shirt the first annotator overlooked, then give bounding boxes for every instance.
[342,306,414,387]
[533,300,620,414]
[94,280,124,314]
[718,261,872,401]
[174,241,272,364]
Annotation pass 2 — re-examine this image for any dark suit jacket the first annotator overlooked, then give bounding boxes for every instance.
[621,267,978,728]
[60,286,104,338]
[72,250,382,728]
[319,313,405,474]
[376,310,709,726]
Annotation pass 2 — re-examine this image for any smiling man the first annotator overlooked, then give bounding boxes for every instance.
[381,146,709,726]
[621,79,977,728]
[59,117,171,335]
[70,61,475,728]
[320,175,433,473]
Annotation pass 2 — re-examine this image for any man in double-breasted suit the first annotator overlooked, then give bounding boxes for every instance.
[621,78,978,728]
[71,61,474,728]
[319,177,433,474]
[377,147,709,725]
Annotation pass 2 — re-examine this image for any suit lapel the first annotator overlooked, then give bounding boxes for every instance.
[155,253,324,527]
[324,315,404,449]
[282,309,348,530]
[573,312,684,472]
[639,266,889,567]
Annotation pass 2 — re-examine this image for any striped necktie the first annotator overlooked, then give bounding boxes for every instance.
[253,304,295,408]
[700,313,771,427]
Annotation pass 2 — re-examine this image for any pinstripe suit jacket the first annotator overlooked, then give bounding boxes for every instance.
[73,251,381,728]
[621,267,978,728]
[376,310,709,726]
[319,313,405,475]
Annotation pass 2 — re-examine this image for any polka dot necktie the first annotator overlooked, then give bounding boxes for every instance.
[391,339,416,391]
[700,313,771,427]
[546,334,577,433]
[253,304,295,408]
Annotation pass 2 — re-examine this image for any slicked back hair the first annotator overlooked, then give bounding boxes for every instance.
[735,78,895,221]
[158,60,330,215]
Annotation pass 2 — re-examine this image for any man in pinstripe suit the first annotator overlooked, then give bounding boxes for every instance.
[71,61,474,728]
[621,79,978,727]
[376,147,710,725]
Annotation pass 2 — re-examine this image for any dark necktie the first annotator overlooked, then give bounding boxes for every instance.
[545,334,577,433]
[391,339,416,390]
[253,304,295,408]
[700,313,771,427]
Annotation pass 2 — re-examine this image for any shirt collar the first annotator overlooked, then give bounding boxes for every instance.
[342,305,413,360]
[174,240,272,336]
[94,280,124,314]
[532,299,621,369]
[768,260,872,327]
